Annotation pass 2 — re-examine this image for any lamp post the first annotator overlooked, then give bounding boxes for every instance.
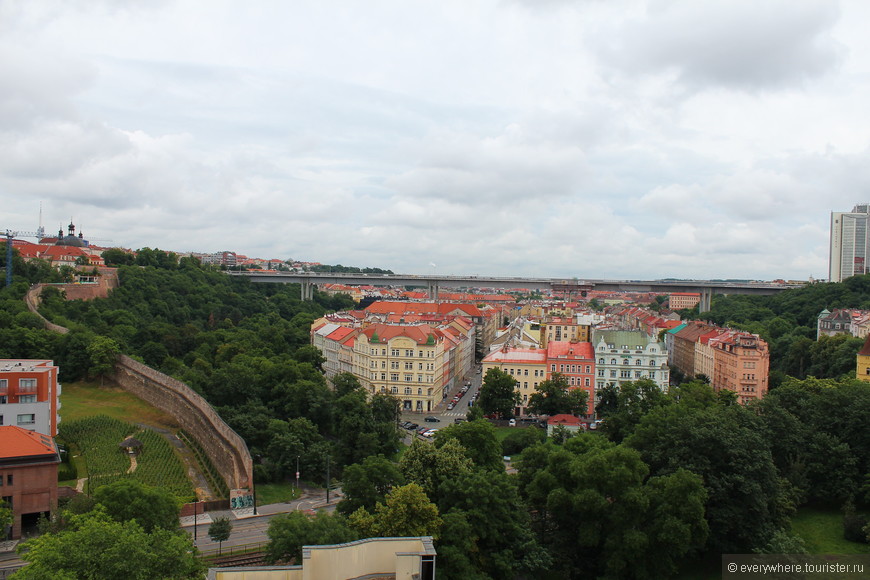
[193,498,198,541]
[296,455,300,490]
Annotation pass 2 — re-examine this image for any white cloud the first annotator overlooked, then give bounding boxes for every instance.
[0,0,868,281]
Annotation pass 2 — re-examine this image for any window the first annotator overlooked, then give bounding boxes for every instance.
[404,362,413,370]
[599,358,604,364]
[610,359,616,365]
[391,386,398,394]
[404,387,412,395]
[404,374,412,382]
[0,379,7,392]
[18,379,36,391]
[585,366,591,373]
[584,378,590,387]
[405,349,414,357]
[6,475,11,485]
[636,359,642,366]
[610,370,617,378]
[649,371,656,379]
[380,373,386,381]
[391,361,399,370]
[391,349,400,356]
[17,414,35,425]
[0,415,3,425]
[623,359,629,365]
[620,370,631,378]
[0,396,6,404]
[598,369,604,377]
[391,373,399,381]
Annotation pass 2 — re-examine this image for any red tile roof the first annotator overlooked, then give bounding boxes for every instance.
[0,426,58,460]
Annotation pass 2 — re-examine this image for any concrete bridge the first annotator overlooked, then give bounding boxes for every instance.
[228,272,803,312]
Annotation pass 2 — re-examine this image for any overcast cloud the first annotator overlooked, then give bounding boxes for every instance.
[1,0,868,281]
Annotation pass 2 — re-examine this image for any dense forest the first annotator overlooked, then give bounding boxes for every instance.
[6,243,870,578]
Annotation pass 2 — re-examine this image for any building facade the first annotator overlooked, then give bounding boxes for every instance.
[830,204,870,283]
[592,330,670,396]
[545,341,595,415]
[481,347,548,416]
[0,360,61,437]
[0,426,61,539]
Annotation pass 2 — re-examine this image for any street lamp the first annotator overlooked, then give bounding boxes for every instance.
[193,498,198,541]
[296,455,300,490]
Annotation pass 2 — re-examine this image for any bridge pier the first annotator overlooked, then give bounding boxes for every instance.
[300,280,315,301]
[427,281,439,301]
[698,287,714,313]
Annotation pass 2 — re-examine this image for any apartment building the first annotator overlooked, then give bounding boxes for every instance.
[0,360,61,437]
[669,293,701,310]
[481,347,547,416]
[709,331,769,404]
[857,335,870,382]
[830,204,870,282]
[353,324,458,413]
[669,324,770,404]
[546,341,595,415]
[0,426,61,539]
[592,330,670,395]
[539,317,591,347]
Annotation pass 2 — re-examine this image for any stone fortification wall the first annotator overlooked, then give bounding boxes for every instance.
[25,283,254,494]
[110,356,253,492]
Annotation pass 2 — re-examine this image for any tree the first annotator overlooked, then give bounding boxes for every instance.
[438,469,550,578]
[595,379,670,442]
[208,517,233,556]
[626,404,789,552]
[14,508,204,580]
[92,479,180,533]
[337,455,404,516]
[266,511,357,564]
[86,335,121,386]
[528,373,588,417]
[399,438,473,502]
[347,483,442,539]
[101,248,135,266]
[434,419,503,471]
[478,368,520,419]
[0,501,12,541]
[517,435,708,579]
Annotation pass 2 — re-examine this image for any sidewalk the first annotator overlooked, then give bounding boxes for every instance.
[179,487,343,528]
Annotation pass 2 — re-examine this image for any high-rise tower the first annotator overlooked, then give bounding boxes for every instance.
[830,204,870,282]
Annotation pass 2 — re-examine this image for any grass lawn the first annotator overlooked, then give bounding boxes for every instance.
[60,380,178,429]
[791,506,870,554]
[255,483,301,506]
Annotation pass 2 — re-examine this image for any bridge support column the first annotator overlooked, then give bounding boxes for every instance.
[428,281,439,301]
[698,288,714,313]
[300,281,315,301]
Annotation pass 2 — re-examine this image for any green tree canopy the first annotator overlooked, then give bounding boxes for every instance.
[208,516,233,556]
[433,419,503,471]
[91,479,180,533]
[337,454,404,516]
[266,511,357,564]
[517,435,708,579]
[478,368,520,419]
[348,483,442,539]
[528,373,588,417]
[13,508,204,580]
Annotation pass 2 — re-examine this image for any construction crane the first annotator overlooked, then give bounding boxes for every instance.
[2,229,41,287]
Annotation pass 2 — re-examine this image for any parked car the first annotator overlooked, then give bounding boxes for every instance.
[447,403,455,410]
[423,429,438,437]
[424,416,440,423]
[406,423,418,430]
[454,418,465,423]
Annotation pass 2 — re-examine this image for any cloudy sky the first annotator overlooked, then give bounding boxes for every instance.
[2,0,869,280]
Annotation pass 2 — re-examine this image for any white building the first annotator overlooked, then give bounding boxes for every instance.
[830,204,870,283]
[592,330,669,402]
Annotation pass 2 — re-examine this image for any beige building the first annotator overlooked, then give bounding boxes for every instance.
[213,536,436,580]
[482,347,548,415]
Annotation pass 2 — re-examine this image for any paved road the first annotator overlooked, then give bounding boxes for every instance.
[399,366,482,435]
[183,487,342,555]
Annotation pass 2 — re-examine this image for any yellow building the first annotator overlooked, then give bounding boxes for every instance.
[540,317,591,348]
[354,324,452,413]
[482,346,548,414]
[857,335,870,382]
